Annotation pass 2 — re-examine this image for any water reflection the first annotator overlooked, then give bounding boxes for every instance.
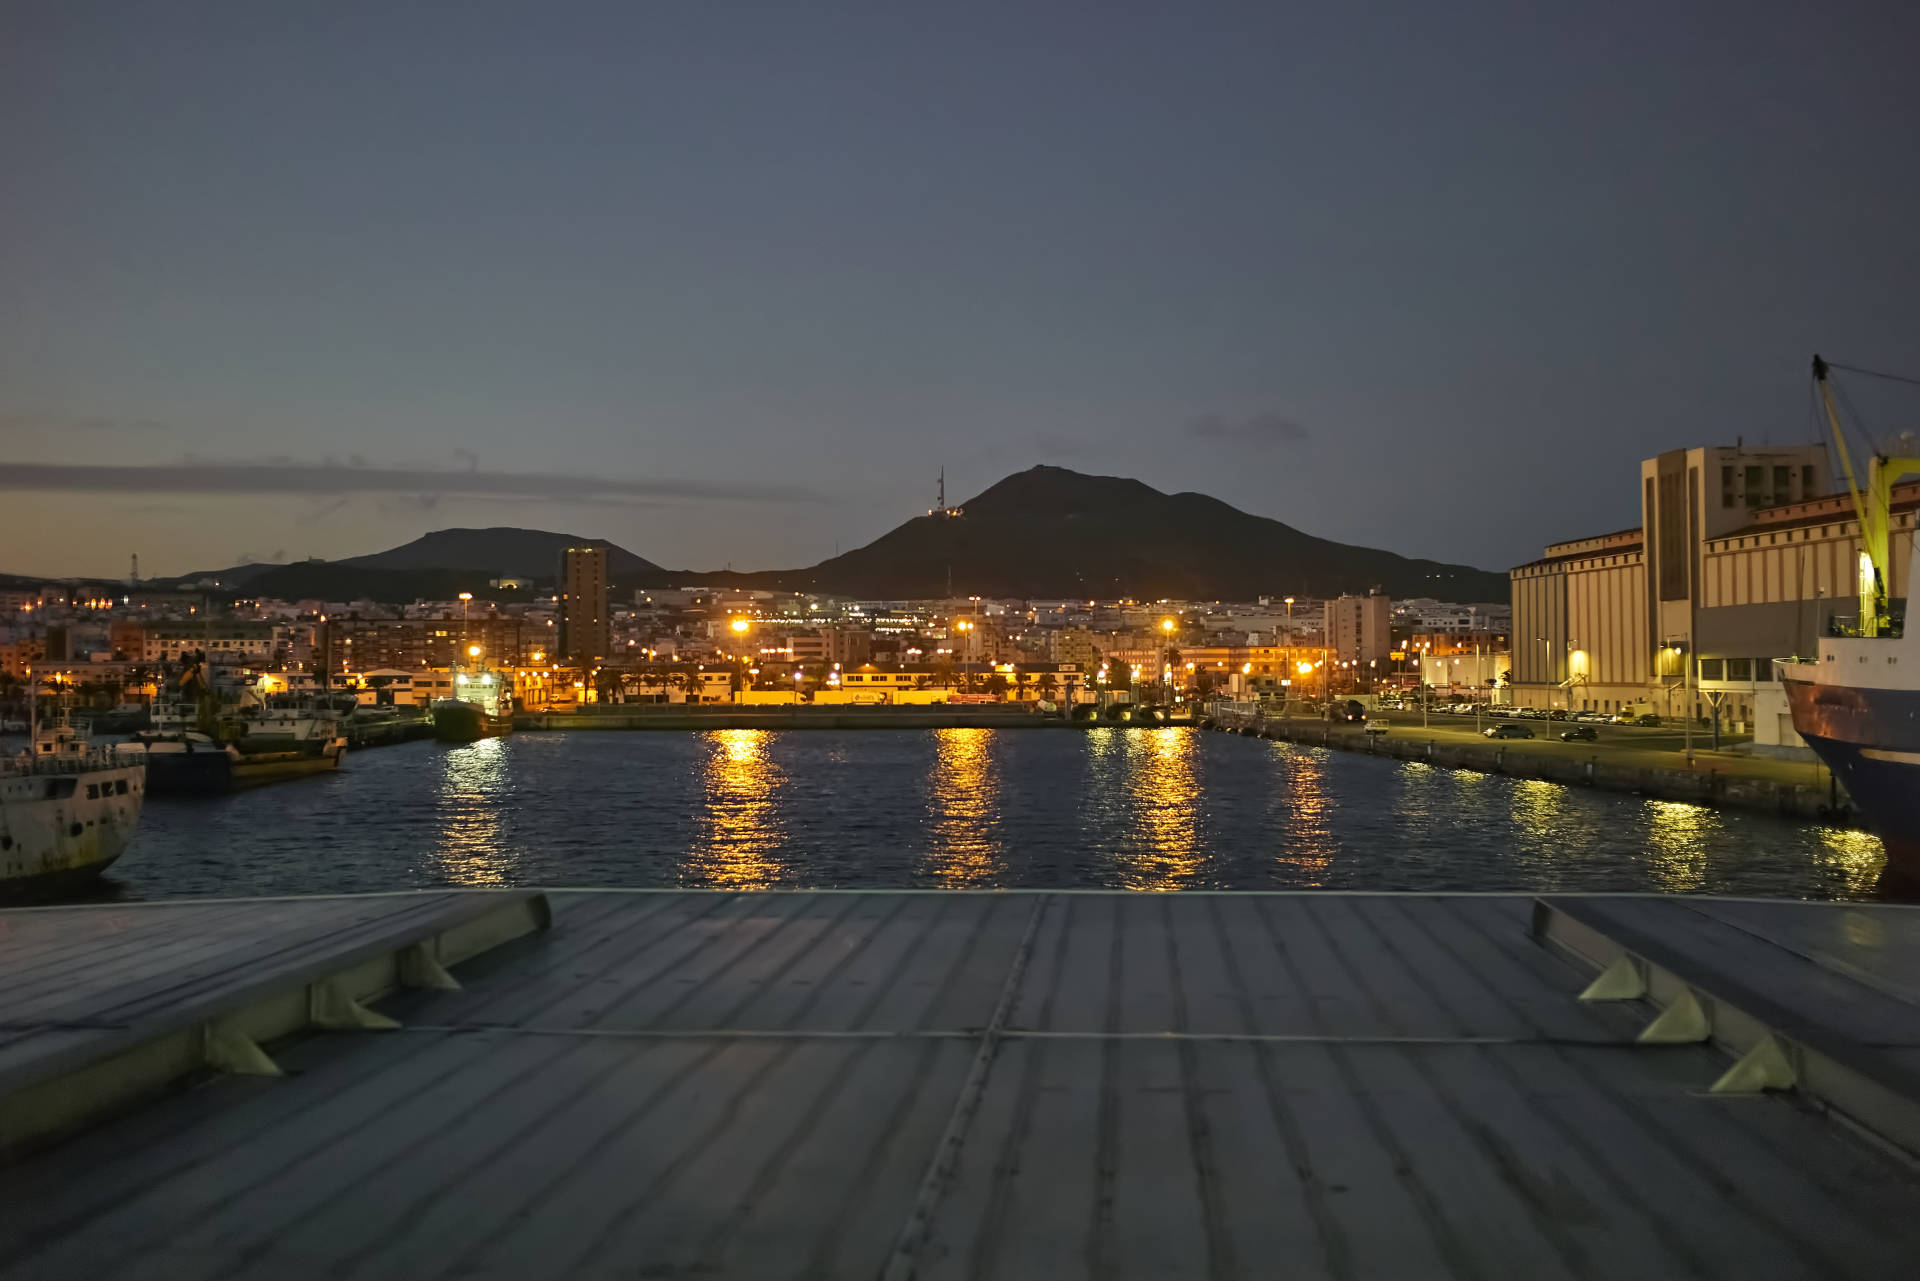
[433,737,517,885]
[1274,745,1335,885]
[1511,779,1573,845]
[924,728,1003,885]
[688,730,785,887]
[1115,729,1203,890]
[1644,799,1717,891]
[1817,827,1886,897]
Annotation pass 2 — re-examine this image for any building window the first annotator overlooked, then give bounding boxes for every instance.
[1773,464,1790,498]
[1803,464,1816,494]
[1745,465,1764,507]
[1699,658,1724,681]
[1721,464,1734,508]
[1726,658,1753,681]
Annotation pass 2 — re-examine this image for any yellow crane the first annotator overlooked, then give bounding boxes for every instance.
[1812,354,1920,637]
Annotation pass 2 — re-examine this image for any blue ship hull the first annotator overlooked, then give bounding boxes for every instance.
[1782,675,1920,882]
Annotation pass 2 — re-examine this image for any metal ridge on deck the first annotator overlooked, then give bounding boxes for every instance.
[0,889,1917,1279]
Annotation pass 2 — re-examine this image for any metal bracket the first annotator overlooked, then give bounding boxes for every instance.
[203,1022,282,1077]
[1578,956,1646,1001]
[1638,989,1710,1044]
[309,980,400,1031]
[399,942,461,991]
[1710,1035,1798,1095]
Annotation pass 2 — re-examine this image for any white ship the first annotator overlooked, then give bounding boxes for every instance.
[0,702,147,895]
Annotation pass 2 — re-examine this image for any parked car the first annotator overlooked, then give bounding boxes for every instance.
[1547,709,1570,720]
[1363,718,1390,736]
[1633,713,1662,726]
[1485,723,1534,739]
[1560,726,1599,741]
[1574,711,1607,722]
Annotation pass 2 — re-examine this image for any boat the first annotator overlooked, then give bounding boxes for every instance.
[433,665,514,742]
[0,700,146,895]
[1779,357,1920,882]
[127,698,347,795]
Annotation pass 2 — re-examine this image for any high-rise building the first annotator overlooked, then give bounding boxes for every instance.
[1323,592,1392,664]
[559,545,611,665]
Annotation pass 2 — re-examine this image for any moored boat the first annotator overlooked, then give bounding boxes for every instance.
[0,702,146,896]
[433,665,514,742]
[1780,358,1920,882]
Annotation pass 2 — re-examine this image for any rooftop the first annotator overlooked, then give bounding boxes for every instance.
[2,888,1918,1278]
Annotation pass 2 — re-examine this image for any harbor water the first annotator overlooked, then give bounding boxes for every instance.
[102,727,1889,901]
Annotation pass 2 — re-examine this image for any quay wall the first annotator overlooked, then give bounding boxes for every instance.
[1206,707,1858,827]
[514,706,1086,731]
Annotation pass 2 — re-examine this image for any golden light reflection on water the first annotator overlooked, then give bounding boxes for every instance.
[1113,728,1203,890]
[1644,799,1718,891]
[433,737,517,885]
[1511,778,1573,846]
[689,729,786,887]
[1817,827,1886,897]
[1271,744,1334,886]
[925,728,1003,886]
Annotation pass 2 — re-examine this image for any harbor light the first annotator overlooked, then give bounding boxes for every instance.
[1161,619,1174,632]
[731,618,749,634]
[468,645,481,658]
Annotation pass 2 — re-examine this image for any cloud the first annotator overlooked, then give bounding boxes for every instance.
[0,460,818,504]
[0,412,171,435]
[1184,411,1310,446]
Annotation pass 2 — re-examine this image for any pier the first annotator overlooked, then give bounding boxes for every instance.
[2,888,1918,1277]
[1207,703,1850,826]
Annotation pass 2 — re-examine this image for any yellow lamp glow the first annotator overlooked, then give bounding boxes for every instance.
[468,644,481,658]
[730,618,749,633]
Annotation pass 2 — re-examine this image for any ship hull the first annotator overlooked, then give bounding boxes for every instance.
[1782,675,1920,882]
[142,749,236,797]
[0,762,145,896]
[433,701,513,743]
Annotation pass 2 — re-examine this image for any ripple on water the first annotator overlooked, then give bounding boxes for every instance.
[117,728,1890,900]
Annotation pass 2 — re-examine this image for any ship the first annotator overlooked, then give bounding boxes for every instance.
[0,700,146,895]
[127,697,347,795]
[1779,357,1920,882]
[433,664,514,742]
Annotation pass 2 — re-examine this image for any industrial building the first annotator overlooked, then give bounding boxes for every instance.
[1509,443,1920,745]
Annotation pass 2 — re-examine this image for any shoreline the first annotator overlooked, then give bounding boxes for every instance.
[1204,704,1861,830]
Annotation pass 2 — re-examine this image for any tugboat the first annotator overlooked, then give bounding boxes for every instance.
[0,698,146,895]
[433,657,514,742]
[1779,356,1920,882]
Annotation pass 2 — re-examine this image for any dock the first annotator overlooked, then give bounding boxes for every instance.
[2,889,1918,1278]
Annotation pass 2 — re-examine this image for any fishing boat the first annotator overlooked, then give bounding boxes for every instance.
[433,664,514,742]
[0,700,146,895]
[1779,357,1920,881]
[128,698,347,795]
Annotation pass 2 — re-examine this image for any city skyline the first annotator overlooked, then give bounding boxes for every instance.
[6,2,1918,579]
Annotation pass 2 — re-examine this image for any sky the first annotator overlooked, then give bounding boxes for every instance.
[4,0,1918,581]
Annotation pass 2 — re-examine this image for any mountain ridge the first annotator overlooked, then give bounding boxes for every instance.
[116,466,1509,601]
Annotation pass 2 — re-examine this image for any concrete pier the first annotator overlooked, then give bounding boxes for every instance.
[1208,705,1851,826]
[2,888,1918,1278]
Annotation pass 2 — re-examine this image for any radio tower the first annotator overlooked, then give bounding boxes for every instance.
[928,468,963,519]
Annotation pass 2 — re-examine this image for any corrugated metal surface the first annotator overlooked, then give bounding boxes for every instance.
[1,891,1918,1279]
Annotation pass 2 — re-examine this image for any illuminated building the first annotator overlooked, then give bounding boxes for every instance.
[558,545,611,665]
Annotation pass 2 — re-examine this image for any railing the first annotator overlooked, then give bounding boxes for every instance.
[2,744,135,778]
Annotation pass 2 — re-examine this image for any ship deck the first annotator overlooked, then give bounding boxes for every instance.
[2,888,1919,1279]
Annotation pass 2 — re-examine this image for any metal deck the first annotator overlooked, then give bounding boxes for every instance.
[2,890,1919,1279]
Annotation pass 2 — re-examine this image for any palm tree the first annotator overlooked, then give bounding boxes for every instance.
[1037,672,1059,702]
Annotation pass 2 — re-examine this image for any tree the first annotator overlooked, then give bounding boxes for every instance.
[1037,672,1059,702]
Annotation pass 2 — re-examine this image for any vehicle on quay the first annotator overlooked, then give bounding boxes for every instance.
[0,699,145,895]
[1632,714,1662,726]
[1780,356,1920,882]
[434,662,515,742]
[1561,725,1599,742]
[1484,723,1534,739]
[1363,718,1390,736]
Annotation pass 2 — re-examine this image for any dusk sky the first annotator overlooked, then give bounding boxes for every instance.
[5,1,1917,581]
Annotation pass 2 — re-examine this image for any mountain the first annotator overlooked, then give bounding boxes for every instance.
[715,465,1509,600]
[336,527,663,579]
